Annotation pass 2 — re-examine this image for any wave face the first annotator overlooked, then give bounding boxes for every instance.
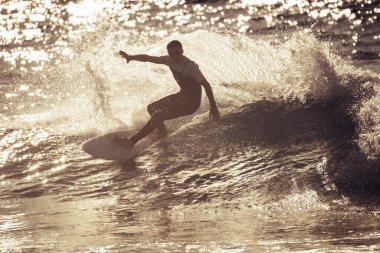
[2,30,380,155]
[1,28,380,252]
[2,28,380,202]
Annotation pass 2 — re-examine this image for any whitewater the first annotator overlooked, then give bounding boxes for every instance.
[1,0,380,252]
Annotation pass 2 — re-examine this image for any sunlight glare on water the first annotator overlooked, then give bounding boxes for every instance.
[1,0,380,252]
[1,0,378,72]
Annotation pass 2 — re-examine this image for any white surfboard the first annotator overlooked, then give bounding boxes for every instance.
[81,129,161,160]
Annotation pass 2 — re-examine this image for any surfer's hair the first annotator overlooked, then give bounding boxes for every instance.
[167,40,182,50]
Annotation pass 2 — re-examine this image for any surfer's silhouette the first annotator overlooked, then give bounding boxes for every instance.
[115,40,220,149]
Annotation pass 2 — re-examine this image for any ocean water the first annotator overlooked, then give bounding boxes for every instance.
[1,0,380,252]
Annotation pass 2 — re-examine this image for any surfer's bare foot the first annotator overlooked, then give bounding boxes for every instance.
[113,136,134,149]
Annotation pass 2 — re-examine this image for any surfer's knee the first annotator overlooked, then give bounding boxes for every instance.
[147,104,154,115]
[147,103,158,115]
[151,110,164,123]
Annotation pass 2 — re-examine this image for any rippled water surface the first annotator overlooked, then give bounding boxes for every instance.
[1,0,380,252]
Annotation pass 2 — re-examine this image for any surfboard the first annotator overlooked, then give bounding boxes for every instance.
[81,129,161,160]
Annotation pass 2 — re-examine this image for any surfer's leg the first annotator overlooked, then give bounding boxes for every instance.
[147,93,180,115]
[130,110,166,144]
[130,102,195,145]
[147,93,181,137]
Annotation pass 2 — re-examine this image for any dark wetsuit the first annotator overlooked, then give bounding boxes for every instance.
[130,60,202,144]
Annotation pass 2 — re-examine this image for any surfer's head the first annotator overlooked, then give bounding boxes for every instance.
[167,40,183,63]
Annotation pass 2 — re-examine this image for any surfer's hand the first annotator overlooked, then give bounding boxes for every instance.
[119,50,131,62]
[209,106,220,121]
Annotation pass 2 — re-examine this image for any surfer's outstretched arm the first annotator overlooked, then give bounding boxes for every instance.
[200,79,220,120]
[119,50,169,65]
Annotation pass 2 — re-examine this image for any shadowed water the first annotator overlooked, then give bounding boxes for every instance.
[1,0,380,252]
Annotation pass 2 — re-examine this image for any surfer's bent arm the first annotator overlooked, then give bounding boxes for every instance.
[201,79,217,108]
[119,51,169,65]
[201,79,220,120]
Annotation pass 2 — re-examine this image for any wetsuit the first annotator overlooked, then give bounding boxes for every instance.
[130,60,203,144]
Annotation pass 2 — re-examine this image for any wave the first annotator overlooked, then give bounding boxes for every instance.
[1,29,380,159]
[1,97,378,205]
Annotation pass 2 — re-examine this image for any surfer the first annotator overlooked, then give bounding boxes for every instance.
[115,40,220,148]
